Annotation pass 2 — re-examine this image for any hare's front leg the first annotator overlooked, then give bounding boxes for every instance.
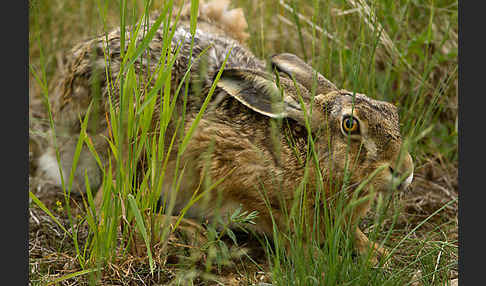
[354,227,390,266]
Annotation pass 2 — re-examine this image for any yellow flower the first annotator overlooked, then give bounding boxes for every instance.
[56,200,64,212]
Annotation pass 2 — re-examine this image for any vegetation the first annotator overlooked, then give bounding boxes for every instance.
[29,0,457,285]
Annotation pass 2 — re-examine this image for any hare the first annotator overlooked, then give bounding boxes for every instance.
[37,0,413,264]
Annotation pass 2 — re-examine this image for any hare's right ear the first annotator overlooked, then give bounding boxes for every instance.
[217,68,324,129]
[271,53,338,95]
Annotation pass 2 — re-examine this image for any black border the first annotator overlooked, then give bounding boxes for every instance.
[3,0,28,283]
[459,1,481,285]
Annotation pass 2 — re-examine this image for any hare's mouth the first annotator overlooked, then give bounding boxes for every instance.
[397,172,414,191]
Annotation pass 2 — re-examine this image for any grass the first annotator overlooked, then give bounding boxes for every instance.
[29,0,457,285]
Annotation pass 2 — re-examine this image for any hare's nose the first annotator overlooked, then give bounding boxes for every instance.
[389,153,414,190]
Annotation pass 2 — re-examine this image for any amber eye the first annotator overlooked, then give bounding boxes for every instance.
[342,116,359,135]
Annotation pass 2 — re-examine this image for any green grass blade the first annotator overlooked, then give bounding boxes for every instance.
[127,194,155,273]
[190,0,199,35]
[46,268,102,286]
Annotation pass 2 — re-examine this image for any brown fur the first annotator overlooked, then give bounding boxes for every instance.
[38,0,414,264]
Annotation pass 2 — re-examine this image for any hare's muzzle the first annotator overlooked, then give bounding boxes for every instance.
[389,153,414,191]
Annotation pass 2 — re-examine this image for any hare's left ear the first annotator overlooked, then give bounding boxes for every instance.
[271,53,338,95]
[217,68,323,128]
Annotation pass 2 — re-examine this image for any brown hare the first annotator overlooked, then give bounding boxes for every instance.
[37,0,413,264]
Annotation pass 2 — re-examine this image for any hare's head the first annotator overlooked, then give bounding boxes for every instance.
[310,90,414,195]
[217,53,413,195]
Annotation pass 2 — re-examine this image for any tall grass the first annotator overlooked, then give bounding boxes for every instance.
[29,0,457,285]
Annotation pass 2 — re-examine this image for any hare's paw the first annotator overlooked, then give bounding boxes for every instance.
[370,242,391,268]
[355,227,391,267]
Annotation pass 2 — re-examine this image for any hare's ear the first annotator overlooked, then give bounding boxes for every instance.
[271,53,338,95]
[217,68,303,119]
[217,68,324,130]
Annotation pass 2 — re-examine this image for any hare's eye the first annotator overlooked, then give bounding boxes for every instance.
[342,116,359,135]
